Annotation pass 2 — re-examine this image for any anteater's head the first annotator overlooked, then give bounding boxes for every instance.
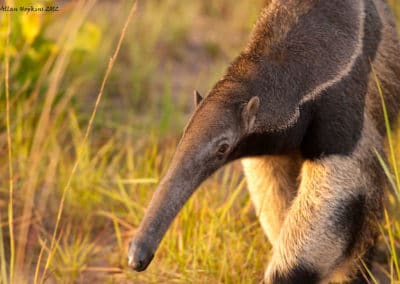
[128,89,259,271]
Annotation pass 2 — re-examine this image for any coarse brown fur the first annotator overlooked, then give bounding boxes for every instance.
[128,0,400,283]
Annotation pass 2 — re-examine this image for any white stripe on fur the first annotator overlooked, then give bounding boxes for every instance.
[276,0,366,131]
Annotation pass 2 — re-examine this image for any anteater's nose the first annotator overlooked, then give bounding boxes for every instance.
[128,241,154,272]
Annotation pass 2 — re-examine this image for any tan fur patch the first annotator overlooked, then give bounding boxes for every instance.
[242,153,302,244]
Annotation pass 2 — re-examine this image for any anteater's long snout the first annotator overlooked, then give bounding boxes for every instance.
[127,154,204,271]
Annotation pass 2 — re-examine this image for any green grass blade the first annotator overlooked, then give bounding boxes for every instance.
[384,210,400,279]
[372,67,400,198]
[375,149,400,201]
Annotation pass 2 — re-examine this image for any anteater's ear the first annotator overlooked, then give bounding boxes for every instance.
[194,90,203,107]
[242,96,260,131]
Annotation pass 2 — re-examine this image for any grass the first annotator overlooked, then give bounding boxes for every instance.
[0,0,399,283]
[373,67,400,282]
[40,2,137,282]
[4,5,14,284]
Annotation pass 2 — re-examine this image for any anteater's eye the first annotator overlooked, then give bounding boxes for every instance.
[216,144,229,159]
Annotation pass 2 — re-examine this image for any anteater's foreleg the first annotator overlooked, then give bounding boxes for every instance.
[264,120,384,284]
[242,154,302,246]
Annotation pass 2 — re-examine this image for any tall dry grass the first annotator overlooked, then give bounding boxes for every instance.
[4,4,15,284]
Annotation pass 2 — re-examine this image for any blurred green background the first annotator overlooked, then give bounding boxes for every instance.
[0,0,399,283]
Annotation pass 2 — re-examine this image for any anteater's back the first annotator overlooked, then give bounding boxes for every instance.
[221,0,400,143]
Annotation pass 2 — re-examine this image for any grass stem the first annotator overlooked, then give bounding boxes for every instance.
[40,2,138,282]
[5,7,15,284]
